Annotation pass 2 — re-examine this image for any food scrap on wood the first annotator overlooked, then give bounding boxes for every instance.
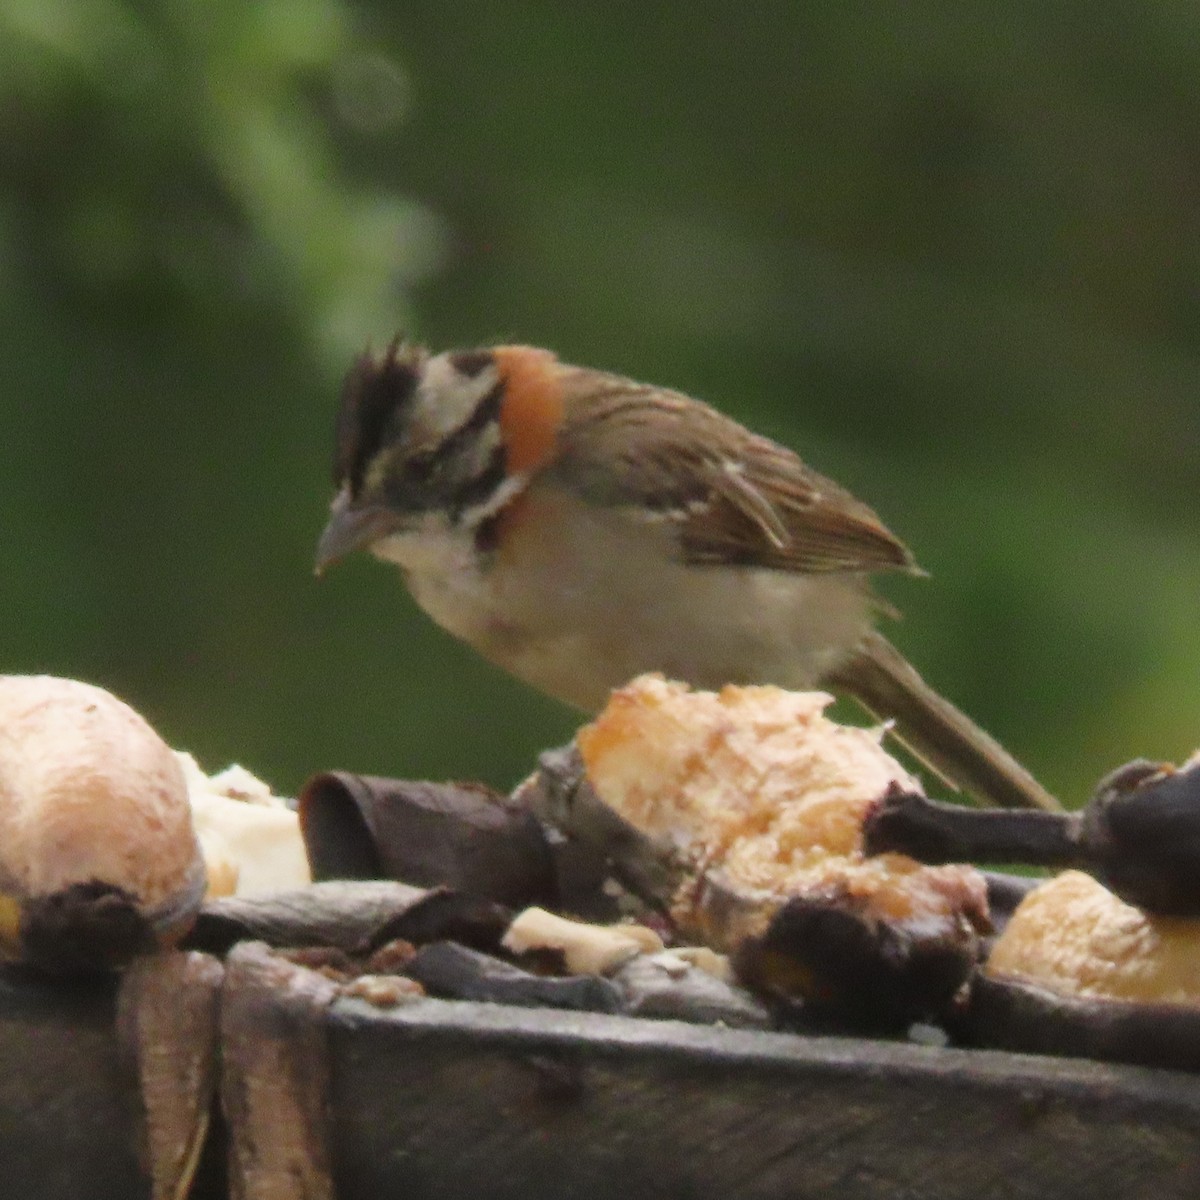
[8,666,1200,1200]
[0,675,207,973]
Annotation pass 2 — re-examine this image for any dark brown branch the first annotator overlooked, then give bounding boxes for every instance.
[864,761,1200,916]
[299,773,557,909]
[183,881,427,956]
[862,785,1081,867]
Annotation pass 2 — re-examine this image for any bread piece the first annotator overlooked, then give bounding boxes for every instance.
[986,869,1200,1006]
[576,674,986,947]
[0,675,202,909]
[0,675,206,968]
[177,754,311,898]
[524,674,990,1024]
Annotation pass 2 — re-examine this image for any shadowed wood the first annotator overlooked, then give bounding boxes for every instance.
[117,952,225,1200]
[220,943,337,1200]
[328,997,1200,1200]
[0,969,146,1199]
[2,958,1200,1198]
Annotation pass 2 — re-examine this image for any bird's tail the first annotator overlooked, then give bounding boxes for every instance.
[829,630,1061,812]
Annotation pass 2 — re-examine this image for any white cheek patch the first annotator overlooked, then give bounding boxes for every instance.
[411,353,500,447]
[370,516,478,578]
[470,421,503,466]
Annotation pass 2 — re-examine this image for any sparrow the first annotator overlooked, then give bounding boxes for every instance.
[316,340,1059,813]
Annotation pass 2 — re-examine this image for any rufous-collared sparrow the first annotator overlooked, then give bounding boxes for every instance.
[316,340,1058,812]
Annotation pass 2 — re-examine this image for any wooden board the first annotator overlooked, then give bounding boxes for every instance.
[327,997,1200,1200]
[3,961,1200,1199]
[0,971,142,1199]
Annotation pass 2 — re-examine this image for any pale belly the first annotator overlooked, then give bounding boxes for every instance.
[372,497,877,712]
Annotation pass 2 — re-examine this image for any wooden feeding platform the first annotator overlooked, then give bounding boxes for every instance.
[2,938,1199,1200]
[7,674,1200,1198]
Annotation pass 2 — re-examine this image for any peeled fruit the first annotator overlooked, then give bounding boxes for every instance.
[0,675,206,971]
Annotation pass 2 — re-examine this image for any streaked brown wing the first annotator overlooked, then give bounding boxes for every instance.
[549,369,916,576]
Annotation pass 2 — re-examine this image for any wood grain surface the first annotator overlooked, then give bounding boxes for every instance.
[3,960,1200,1199]
[327,997,1200,1200]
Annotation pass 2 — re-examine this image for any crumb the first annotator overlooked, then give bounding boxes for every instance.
[340,974,426,1007]
[279,945,357,977]
[364,938,417,974]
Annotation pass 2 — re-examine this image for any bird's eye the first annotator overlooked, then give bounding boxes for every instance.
[406,451,439,482]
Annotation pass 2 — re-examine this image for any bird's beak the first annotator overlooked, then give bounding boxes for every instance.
[314,489,401,576]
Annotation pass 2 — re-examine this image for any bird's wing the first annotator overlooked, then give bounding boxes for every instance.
[549,371,916,576]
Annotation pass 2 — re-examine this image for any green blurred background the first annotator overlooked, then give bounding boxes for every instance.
[2,1,1198,805]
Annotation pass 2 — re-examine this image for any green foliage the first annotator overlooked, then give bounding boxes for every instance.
[2,0,1198,805]
[0,0,440,357]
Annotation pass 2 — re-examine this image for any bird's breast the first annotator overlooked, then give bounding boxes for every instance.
[370,488,880,712]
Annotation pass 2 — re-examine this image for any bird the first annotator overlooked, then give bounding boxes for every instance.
[316,339,1059,813]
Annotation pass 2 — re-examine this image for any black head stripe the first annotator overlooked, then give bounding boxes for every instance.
[334,339,425,493]
[449,443,507,523]
[441,373,504,453]
[448,348,496,379]
[414,376,505,519]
